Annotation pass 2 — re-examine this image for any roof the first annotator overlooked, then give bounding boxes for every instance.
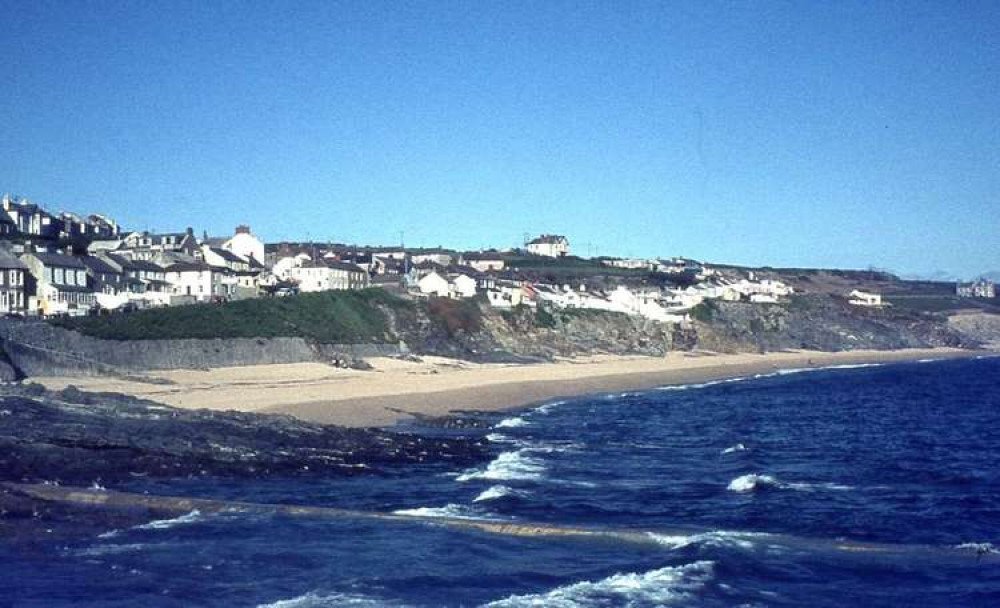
[0,250,26,270]
[209,247,247,264]
[79,255,121,275]
[26,252,87,269]
[129,259,165,272]
[165,261,213,272]
[462,251,506,261]
[527,234,568,245]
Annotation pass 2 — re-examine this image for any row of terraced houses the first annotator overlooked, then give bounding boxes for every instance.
[0,193,826,323]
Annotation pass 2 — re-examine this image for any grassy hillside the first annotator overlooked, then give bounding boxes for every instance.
[51,289,413,342]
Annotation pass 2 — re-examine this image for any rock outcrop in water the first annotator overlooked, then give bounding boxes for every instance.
[0,383,487,487]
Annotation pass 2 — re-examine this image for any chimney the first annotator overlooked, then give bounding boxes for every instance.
[235,224,250,235]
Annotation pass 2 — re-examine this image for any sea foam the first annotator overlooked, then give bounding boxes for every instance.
[456,449,546,482]
[647,530,773,551]
[496,416,528,428]
[728,474,853,493]
[135,509,204,530]
[392,504,483,520]
[483,560,715,607]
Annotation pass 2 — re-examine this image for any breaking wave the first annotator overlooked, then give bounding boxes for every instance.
[456,449,547,482]
[135,510,204,530]
[482,560,715,607]
[647,530,773,551]
[532,400,566,415]
[721,443,748,455]
[955,542,997,555]
[496,416,528,428]
[473,485,526,503]
[728,474,853,493]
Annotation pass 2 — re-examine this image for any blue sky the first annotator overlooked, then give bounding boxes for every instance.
[2,1,997,277]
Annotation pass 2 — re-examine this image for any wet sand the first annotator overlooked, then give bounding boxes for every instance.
[35,347,986,428]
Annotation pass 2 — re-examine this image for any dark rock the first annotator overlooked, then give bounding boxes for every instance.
[0,385,488,487]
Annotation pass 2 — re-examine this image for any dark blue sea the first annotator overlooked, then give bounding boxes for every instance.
[5,356,1000,607]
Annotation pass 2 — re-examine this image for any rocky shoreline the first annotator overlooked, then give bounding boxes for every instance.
[0,381,489,542]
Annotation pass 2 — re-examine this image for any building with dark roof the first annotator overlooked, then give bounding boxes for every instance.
[0,249,27,313]
[20,252,95,316]
[526,234,569,257]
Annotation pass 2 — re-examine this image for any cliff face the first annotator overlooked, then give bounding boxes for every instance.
[0,292,985,379]
[399,303,694,361]
[691,296,972,353]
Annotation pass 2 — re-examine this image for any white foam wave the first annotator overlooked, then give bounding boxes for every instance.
[496,416,528,428]
[728,474,779,492]
[656,361,890,394]
[532,400,566,415]
[456,449,546,482]
[473,485,526,503]
[657,377,750,391]
[728,474,853,493]
[824,363,882,371]
[135,509,203,530]
[485,433,513,443]
[955,542,997,555]
[483,560,714,607]
[392,503,483,520]
[257,591,407,607]
[721,443,747,454]
[647,530,773,551]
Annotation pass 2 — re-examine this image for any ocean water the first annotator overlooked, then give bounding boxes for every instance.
[5,356,1000,606]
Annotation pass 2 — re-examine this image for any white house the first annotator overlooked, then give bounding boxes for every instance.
[600,258,652,270]
[848,290,883,307]
[417,271,478,299]
[288,260,369,292]
[450,273,478,299]
[417,271,450,297]
[486,283,533,308]
[223,225,265,264]
[526,234,569,257]
[164,261,225,302]
[273,253,312,281]
[461,252,506,273]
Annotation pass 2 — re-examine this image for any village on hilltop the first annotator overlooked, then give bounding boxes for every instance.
[0,193,995,321]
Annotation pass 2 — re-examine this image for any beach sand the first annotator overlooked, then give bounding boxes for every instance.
[35,347,986,428]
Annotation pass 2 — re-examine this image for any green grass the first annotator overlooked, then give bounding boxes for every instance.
[886,295,1000,314]
[51,289,412,342]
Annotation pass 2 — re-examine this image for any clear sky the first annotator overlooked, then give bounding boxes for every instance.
[2,1,997,277]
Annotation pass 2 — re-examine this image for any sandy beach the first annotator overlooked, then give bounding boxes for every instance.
[35,347,987,428]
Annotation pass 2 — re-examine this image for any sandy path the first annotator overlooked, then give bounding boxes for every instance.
[35,347,987,427]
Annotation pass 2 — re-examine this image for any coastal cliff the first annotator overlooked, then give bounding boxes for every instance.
[0,289,984,378]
